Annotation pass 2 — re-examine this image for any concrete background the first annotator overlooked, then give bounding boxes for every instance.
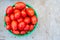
[0,0,60,40]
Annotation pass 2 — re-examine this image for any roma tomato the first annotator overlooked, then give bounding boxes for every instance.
[10,14,15,20]
[5,16,11,24]
[11,21,17,30]
[15,2,26,10]
[24,24,30,31]
[18,22,25,30]
[29,24,34,31]
[21,9,27,17]
[6,24,11,30]
[17,18,23,23]
[31,15,37,24]
[26,8,34,16]
[24,17,30,24]
[12,30,19,34]
[20,31,26,34]
[6,6,13,15]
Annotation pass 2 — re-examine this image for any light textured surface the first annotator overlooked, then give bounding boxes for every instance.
[0,0,60,40]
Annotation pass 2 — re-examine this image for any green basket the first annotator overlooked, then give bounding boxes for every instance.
[4,4,38,37]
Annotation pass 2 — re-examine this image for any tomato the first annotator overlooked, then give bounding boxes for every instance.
[6,6,13,15]
[11,21,17,30]
[21,9,27,17]
[15,2,26,10]
[31,15,37,24]
[17,18,23,23]
[24,17,30,24]
[20,31,26,34]
[5,16,11,24]
[10,14,15,20]
[12,30,19,34]
[24,24,30,31]
[14,13,20,19]
[6,24,11,30]
[18,22,25,30]
[26,8,34,16]
[29,24,34,31]
[14,9,20,13]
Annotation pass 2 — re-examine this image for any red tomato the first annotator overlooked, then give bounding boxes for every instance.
[10,14,15,20]
[29,24,34,31]
[20,31,26,34]
[14,12,21,19]
[24,17,30,24]
[11,21,17,30]
[24,24,30,31]
[12,30,19,34]
[26,8,34,16]
[18,22,25,30]
[31,15,37,24]
[21,9,27,17]
[5,16,11,24]
[14,9,20,13]
[6,24,11,30]
[17,18,23,23]
[6,6,13,15]
[15,2,26,10]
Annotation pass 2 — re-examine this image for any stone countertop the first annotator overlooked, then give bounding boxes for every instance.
[0,0,60,40]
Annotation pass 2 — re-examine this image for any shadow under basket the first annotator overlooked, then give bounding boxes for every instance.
[4,4,38,37]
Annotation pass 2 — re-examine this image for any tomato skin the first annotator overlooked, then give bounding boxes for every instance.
[15,2,26,10]
[20,31,26,34]
[10,14,15,20]
[21,9,27,17]
[14,12,21,19]
[12,30,19,34]
[29,24,34,31]
[14,9,20,13]
[11,21,17,30]
[6,6,13,15]
[26,8,34,16]
[31,15,37,24]
[14,9,21,19]
[6,24,11,30]
[17,18,23,23]
[5,16,11,24]
[18,22,25,30]
[24,24,30,31]
[24,17,30,24]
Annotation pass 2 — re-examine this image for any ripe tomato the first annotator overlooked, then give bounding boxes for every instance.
[21,9,27,17]
[11,21,17,30]
[6,6,13,15]
[18,22,25,30]
[20,31,26,34]
[17,18,23,23]
[10,14,15,20]
[31,15,37,24]
[15,2,26,10]
[14,9,20,13]
[29,24,34,31]
[5,16,11,24]
[24,24,30,31]
[6,24,11,30]
[14,9,21,19]
[24,17,30,24]
[14,12,21,19]
[12,30,19,34]
[26,8,34,16]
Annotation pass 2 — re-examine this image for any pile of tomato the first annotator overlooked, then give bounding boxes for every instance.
[4,2,38,35]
